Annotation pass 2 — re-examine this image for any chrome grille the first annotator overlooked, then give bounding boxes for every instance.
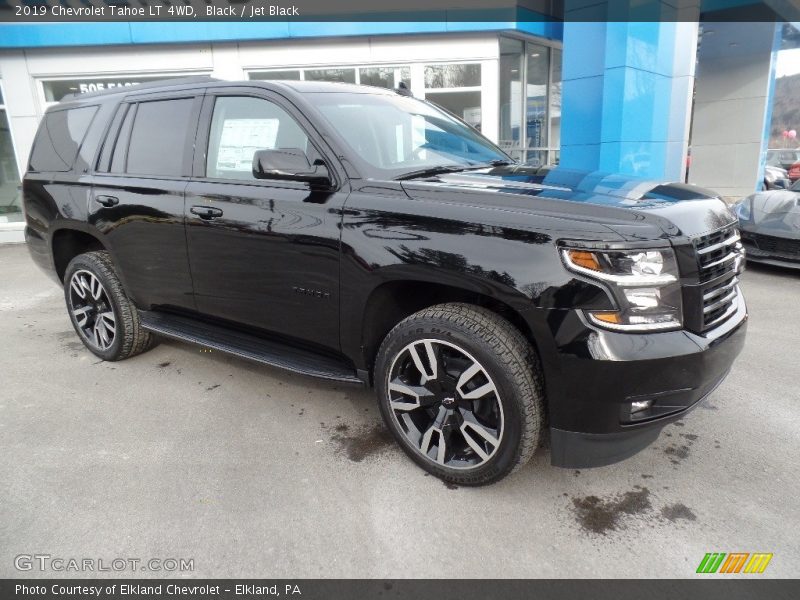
[694,224,743,331]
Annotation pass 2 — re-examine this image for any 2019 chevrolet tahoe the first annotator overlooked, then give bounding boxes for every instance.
[23,77,747,485]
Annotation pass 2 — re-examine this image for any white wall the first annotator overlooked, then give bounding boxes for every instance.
[690,22,782,202]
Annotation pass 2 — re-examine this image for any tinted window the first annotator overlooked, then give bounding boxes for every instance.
[126,98,193,177]
[110,105,135,174]
[206,96,310,181]
[29,106,98,172]
[96,103,128,173]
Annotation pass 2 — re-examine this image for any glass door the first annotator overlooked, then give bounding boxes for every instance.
[0,84,22,225]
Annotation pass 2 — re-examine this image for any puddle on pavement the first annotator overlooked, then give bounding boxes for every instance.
[570,484,699,534]
[323,422,394,462]
[661,503,697,522]
[571,486,652,534]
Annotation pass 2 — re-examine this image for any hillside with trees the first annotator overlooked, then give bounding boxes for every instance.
[770,73,800,148]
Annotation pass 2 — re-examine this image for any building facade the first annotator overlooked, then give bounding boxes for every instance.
[0,25,564,242]
[0,14,794,243]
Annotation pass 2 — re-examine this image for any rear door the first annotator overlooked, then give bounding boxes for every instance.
[89,91,203,310]
[184,87,347,351]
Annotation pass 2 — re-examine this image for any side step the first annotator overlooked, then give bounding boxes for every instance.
[140,311,363,385]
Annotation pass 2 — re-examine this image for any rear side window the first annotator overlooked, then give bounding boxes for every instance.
[110,105,136,174]
[125,98,194,177]
[29,106,98,172]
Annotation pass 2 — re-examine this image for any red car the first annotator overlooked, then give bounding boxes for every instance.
[788,161,800,182]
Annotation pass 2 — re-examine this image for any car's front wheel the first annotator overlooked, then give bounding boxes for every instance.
[64,250,156,361]
[375,303,544,486]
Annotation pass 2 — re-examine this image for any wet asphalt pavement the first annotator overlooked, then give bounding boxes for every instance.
[1,243,798,578]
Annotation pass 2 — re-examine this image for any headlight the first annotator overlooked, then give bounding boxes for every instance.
[735,199,751,221]
[561,247,683,332]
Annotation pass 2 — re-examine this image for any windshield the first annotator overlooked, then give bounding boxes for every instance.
[792,179,800,192]
[307,92,510,179]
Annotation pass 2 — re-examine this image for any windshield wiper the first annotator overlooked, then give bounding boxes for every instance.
[395,159,516,181]
[395,165,471,181]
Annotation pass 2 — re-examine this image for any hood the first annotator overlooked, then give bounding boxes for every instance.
[742,189,800,234]
[400,166,736,240]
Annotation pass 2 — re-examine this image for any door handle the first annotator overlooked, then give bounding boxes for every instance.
[95,195,119,207]
[190,205,224,220]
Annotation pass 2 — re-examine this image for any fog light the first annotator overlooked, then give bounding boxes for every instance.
[630,399,653,413]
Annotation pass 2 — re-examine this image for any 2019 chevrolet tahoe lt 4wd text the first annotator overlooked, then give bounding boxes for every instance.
[22,77,747,485]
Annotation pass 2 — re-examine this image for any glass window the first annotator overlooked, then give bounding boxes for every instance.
[310,91,507,179]
[42,76,178,103]
[206,96,310,181]
[304,68,356,84]
[423,63,482,132]
[358,66,411,90]
[29,106,98,172]
[549,48,562,165]
[96,104,127,173]
[0,100,21,224]
[426,91,482,131]
[398,67,411,90]
[424,64,481,88]
[126,99,193,177]
[499,38,524,160]
[110,105,135,174]
[525,44,550,164]
[249,70,302,81]
[359,67,394,89]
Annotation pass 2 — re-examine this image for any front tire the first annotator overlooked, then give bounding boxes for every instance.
[375,303,544,486]
[64,250,156,361]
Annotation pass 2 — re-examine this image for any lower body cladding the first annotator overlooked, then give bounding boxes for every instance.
[740,228,800,270]
[533,295,747,468]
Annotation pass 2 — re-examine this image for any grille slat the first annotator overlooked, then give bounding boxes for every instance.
[702,276,738,302]
[693,224,743,332]
[746,233,800,258]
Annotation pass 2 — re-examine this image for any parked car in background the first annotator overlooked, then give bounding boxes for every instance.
[767,149,800,181]
[788,162,800,182]
[737,178,800,269]
[763,165,791,190]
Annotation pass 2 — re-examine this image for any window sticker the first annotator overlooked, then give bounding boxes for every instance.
[216,118,279,171]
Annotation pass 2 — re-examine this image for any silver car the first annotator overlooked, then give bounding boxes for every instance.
[736,178,800,269]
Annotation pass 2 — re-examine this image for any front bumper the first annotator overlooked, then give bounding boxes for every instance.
[530,294,747,468]
[740,229,800,270]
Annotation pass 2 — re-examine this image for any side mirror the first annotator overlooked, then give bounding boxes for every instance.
[252,148,331,187]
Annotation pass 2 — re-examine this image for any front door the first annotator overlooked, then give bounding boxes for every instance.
[185,90,346,351]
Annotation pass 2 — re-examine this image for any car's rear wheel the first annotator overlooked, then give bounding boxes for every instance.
[375,303,544,486]
[64,251,156,361]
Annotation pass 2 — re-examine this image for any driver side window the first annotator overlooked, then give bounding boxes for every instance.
[206,96,310,181]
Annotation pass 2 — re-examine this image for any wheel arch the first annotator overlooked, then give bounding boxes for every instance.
[51,227,109,283]
[357,277,543,382]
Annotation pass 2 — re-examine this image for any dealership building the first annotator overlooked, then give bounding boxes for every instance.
[0,2,797,243]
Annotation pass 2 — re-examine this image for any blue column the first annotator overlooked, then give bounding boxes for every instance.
[560,18,699,181]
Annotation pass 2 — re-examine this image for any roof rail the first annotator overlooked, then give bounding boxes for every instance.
[60,76,221,102]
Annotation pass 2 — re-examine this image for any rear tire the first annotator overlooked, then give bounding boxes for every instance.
[64,251,156,361]
[375,303,544,486]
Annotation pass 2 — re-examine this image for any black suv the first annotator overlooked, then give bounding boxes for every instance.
[23,77,747,485]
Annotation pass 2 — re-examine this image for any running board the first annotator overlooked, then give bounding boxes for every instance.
[140,311,363,385]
